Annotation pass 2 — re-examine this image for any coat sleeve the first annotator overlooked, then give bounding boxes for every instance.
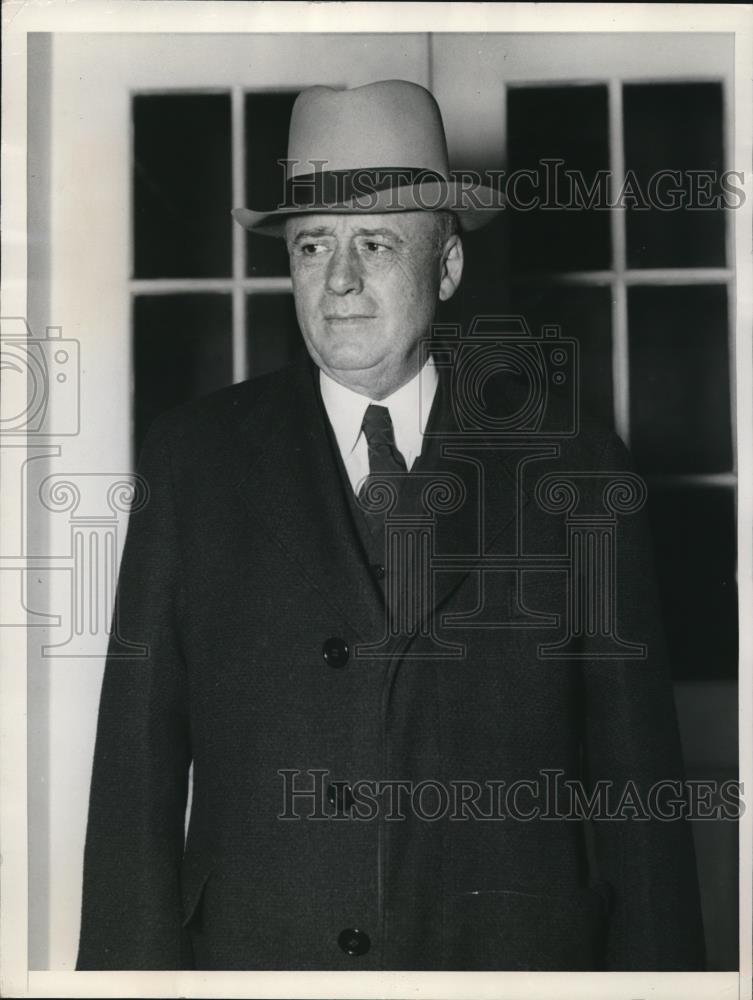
[580,431,706,970]
[76,417,193,970]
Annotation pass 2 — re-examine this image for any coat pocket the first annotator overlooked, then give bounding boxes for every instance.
[445,882,611,970]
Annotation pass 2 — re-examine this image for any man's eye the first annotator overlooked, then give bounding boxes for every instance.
[300,242,327,255]
[364,241,390,254]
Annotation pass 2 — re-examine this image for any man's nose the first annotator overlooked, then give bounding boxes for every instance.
[325,244,363,295]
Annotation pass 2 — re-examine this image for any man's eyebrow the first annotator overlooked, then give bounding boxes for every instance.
[290,226,334,244]
[289,225,405,244]
[352,227,404,242]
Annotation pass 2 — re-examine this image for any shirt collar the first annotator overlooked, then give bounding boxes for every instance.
[319,358,438,462]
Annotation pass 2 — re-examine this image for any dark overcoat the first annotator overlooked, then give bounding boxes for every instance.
[77,353,705,971]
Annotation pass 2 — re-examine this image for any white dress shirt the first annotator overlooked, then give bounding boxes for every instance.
[319,360,439,494]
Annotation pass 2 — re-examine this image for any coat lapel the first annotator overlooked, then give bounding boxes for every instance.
[413,368,531,623]
[228,356,533,651]
[231,357,385,643]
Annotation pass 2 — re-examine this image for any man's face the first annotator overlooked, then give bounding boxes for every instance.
[285,211,462,398]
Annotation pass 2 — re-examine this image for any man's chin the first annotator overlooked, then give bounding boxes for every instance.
[318,349,384,374]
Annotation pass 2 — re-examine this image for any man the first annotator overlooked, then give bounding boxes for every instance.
[77,80,704,971]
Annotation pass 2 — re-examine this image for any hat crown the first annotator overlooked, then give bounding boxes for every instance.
[286,80,451,179]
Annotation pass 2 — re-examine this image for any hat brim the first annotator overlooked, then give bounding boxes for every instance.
[232,181,504,237]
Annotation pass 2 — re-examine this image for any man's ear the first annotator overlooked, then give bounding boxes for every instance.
[438,234,464,302]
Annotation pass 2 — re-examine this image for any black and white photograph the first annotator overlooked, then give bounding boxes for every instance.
[1,2,751,998]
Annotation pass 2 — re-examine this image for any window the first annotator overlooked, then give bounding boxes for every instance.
[131,89,302,452]
[497,80,736,682]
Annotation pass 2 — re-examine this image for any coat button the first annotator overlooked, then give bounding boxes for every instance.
[322,637,349,667]
[338,928,370,956]
[327,782,354,814]
[371,563,386,580]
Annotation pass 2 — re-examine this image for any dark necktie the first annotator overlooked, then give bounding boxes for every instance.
[357,404,407,533]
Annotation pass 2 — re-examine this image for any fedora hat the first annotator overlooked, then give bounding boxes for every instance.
[232,79,503,236]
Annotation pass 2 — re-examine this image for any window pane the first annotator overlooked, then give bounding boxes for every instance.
[647,485,737,680]
[628,284,731,473]
[133,94,231,279]
[623,83,726,269]
[507,85,611,273]
[134,294,232,453]
[245,92,298,277]
[509,284,614,430]
[246,294,303,379]
[438,214,511,328]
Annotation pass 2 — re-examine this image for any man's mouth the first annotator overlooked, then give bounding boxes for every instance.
[325,315,376,321]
